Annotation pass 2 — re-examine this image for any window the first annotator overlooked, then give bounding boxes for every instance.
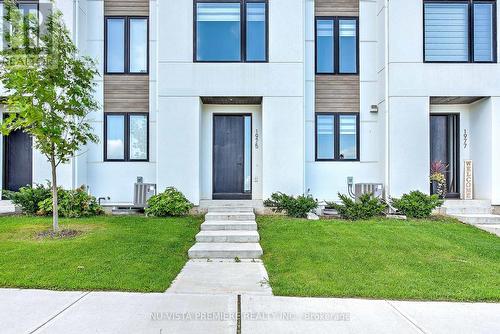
[0,1,39,50]
[105,17,148,74]
[316,19,334,73]
[315,17,358,74]
[424,0,496,63]
[104,113,149,161]
[195,0,268,62]
[315,113,359,161]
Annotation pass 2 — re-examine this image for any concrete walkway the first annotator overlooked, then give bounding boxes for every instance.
[1,288,499,334]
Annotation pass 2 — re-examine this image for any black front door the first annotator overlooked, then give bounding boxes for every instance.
[430,114,460,198]
[213,115,251,199]
[3,129,33,192]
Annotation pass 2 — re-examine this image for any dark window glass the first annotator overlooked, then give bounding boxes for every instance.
[106,114,125,160]
[106,18,125,73]
[246,2,266,61]
[339,115,357,160]
[196,3,241,61]
[339,19,357,73]
[129,18,148,73]
[18,3,38,17]
[316,113,359,161]
[129,114,148,160]
[424,3,469,61]
[105,17,148,74]
[316,19,334,73]
[316,114,335,159]
[474,3,494,62]
[105,113,149,161]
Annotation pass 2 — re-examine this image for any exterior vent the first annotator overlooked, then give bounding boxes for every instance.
[134,183,157,208]
[355,183,384,199]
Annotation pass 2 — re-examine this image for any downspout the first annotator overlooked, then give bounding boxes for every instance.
[384,0,390,202]
[71,0,79,190]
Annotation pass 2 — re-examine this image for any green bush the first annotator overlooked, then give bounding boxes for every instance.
[4,183,52,215]
[327,193,387,220]
[38,186,104,218]
[145,187,193,217]
[264,192,318,218]
[391,190,444,218]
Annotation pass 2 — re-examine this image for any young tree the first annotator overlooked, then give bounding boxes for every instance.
[0,0,99,232]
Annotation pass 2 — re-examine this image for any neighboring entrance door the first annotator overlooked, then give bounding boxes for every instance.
[213,115,252,199]
[430,114,460,198]
[4,129,32,192]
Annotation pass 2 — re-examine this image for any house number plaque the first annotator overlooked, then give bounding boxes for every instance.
[464,160,473,200]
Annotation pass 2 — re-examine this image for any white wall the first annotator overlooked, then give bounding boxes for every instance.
[469,99,493,200]
[388,97,430,197]
[384,1,500,202]
[305,0,383,202]
[157,0,305,203]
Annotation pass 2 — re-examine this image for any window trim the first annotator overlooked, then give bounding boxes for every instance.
[104,16,149,75]
[193,0,269,63]
[315,112,360,162]
[104,112,149,162]
[315,16,359,75]
[423,0,497,63]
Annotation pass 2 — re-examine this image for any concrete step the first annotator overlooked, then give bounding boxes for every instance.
[451,214,500,225]
[443,207,492,215]
[475,224,500,237]
[207,207,254,213]
[442,200,491,208]
[201,221,257,231]
[188,242,263,259]
[196,230,260,243]
[205,212,255,221]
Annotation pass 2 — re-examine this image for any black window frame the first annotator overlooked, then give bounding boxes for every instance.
[104,112,149,162]
[104,16,150,75]
[315,16,359,75]
[315,112,360,162]
[423,0,497,63]
[193,0,269,63]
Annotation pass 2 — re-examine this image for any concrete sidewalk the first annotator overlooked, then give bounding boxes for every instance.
[1,289,499,334]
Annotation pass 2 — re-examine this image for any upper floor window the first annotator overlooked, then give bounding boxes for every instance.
[0,1,39,50]
[315,17,358,74]
[424,0,497,63]
[105,17,148,74]
[194,0,268,62]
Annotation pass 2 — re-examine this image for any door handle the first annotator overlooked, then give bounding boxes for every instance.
[236,162,243,166]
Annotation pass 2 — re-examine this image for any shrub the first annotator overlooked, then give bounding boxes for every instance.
[391,190,444,218]
[145,187,193,217]
[264,192,318,218]
[4,183,52,215]
[38,186,104,218]
[327,193,387,220]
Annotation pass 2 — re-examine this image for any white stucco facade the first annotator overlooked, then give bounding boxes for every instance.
[1,0,500,206]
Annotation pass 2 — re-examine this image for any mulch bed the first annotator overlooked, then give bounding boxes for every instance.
[36,229,82,239]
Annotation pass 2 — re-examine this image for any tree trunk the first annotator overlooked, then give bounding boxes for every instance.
[50,155,59,232]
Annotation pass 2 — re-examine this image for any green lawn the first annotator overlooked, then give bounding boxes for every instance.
[258,216,500,302]
[0,215,202,292]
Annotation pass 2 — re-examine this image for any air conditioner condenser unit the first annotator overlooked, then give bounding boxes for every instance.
[355,183,384,199]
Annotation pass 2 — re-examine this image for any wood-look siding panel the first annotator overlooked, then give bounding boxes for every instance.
[315,76,360,113]
[104,0,149,16]
[104,75,149,112]
[315,0,359,17]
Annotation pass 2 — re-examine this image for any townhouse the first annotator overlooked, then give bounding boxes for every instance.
[1,0,499,208]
